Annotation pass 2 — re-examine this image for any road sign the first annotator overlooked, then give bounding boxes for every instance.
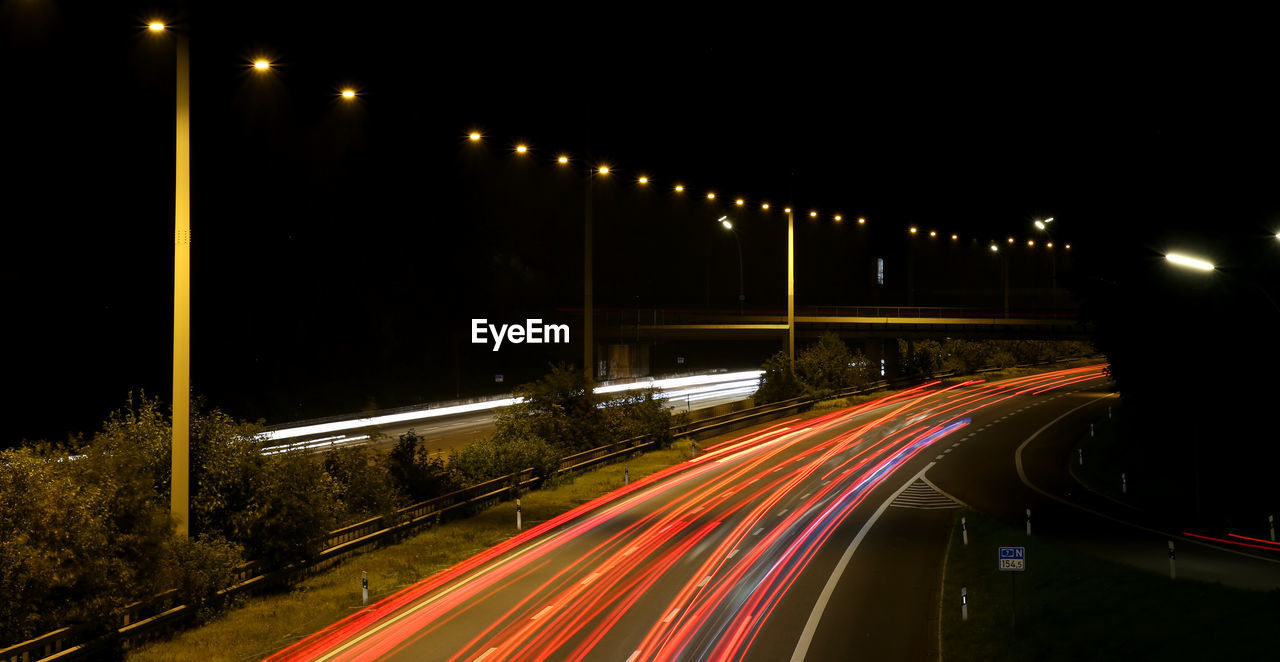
[998,546,1026,571]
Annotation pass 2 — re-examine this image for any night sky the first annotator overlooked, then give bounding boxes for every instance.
[5,3,1279,446]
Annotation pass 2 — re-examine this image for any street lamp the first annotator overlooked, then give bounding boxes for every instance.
[1165,252,1215,271]
[1033,217,1056,288]
[991,243,1009,316]
[718,216,745,315]
[149,19,191,537]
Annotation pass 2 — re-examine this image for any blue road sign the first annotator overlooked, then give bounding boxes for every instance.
[998,546,1026,571]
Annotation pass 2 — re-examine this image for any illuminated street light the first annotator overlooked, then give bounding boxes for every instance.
[809,210,817,218]
[1007,237,1015,244]
[909,226,918,234]
[718,216,745,314]
[930,230,937,238]
[252,59,271,71]
[675,184,685,192]
[762,203,770,210]
[784,207,792,213]
[952,234,959,241]
[598,165,610,175]
[1165,252,1215,271]
[469,132,482,141]
[515,144,528,153]
[1047,242,1054,248]
[990,244,999,252]
[638,176,649,184]
[557,155,569,164]
[735,198,745,206]
[834,215,842,222]
[340,88,357,99]
[707,192,716,200]
[858,217,866,224]
[148,21,166,31]
[1028,239,1035,246]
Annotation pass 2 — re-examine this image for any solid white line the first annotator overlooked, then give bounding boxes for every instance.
[790,462,936,662]
[1014,392,1280,565]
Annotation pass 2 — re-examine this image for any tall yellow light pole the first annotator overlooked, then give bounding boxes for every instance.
[174,30,192,538]
[787,207,795,367]
[153,21,191,538]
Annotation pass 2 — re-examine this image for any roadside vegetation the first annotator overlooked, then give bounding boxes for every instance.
[127,446,689,662]
[941,509,1280,660]
[126,358,1103,660]
[756,335,1095,405]
[0,363,676,653]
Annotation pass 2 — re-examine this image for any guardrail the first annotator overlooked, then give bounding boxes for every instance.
[1,356,1099,661]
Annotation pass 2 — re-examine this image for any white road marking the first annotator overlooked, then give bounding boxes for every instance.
[531,605,555,620]
[791,463,936,662]
[801,492,811,499]
[622,545,639,556]
[475,648,499,661]
[943,448,952,454]
[626,651,641,662]
[580,572,601,586]
[753,527,763,535]
[728,548,739,559]
[663,607,681,623]
[951,443,961,448]
[698,575,711,587]
[778,509,789,517]
[935,454,944,459]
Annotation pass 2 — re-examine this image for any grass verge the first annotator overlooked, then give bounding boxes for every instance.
[940,509,1280,661]
[127,447,688,662]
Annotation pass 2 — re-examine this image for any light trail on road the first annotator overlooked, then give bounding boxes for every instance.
[268,365,1108,662]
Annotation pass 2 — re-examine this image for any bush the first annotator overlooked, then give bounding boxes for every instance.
[795,332,873,395]
[448,434,561,487]
[756,350,803,404]
[161,534,243,618]
[384,429,461,503]
[324,445,401,522]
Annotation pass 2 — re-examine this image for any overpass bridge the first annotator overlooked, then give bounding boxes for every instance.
[594,305,1091,343]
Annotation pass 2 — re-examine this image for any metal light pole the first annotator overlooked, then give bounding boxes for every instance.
[787,207,795,367]
[584,167,593,382]
[152,22,192,538]
[1034,218,1056,289]
[718,217,744,315]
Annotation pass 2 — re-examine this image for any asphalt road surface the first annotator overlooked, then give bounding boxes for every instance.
[268,366,1123,661]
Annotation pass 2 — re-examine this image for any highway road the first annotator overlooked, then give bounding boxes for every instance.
[259,371,764,458]
[267,365,1136,661]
